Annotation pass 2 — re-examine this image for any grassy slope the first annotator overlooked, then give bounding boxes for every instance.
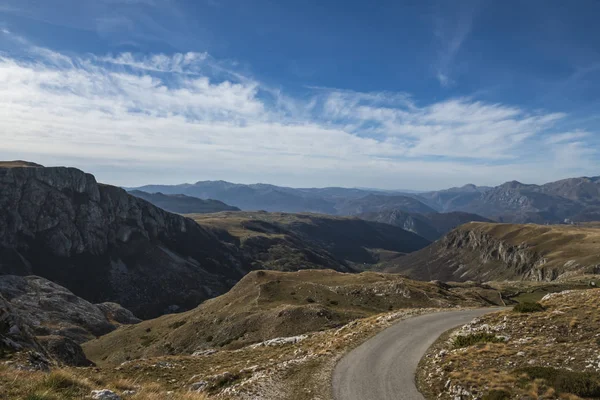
[83,269,503,367]
[419,288,600,399]
[463,222,600,272]
[383,222,600,282]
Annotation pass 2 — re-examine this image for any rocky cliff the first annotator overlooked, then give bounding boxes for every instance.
[0,164,249,318]
[382,222,600,282]
[0,275,141,366]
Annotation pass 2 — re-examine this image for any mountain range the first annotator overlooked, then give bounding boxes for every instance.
[130,175,600,225]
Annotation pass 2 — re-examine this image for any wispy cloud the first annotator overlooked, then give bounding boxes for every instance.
[0,37,597,189]
[545,130,590,144]
[432,0,480,87]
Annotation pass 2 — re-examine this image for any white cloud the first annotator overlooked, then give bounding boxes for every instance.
[0,44,597,189]
[545,130,590,144]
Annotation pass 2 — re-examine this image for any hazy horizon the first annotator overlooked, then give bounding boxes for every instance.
[1,0,599,190]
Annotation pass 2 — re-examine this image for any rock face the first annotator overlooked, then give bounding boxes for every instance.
[382,222,600,282]
[0,165,249,318]
[0,275,144,366]
[0,275,117,343]
[36,335,93,367]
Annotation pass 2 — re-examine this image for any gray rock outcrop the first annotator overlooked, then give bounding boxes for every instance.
[0,164,249,318]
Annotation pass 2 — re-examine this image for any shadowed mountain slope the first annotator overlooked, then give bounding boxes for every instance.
[359,210,492,241]
[190,211,431,269]
[0,164,251,318]
[129,190,240,214]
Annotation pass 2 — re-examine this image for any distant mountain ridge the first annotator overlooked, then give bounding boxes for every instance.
[129,190,240,214]
[130,176,600,224]
[420,177,600,223]
[129,181,438,216]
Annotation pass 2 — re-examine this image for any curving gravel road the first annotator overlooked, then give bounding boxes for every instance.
[332,308,502,400]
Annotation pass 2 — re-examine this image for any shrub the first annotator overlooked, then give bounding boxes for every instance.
[453,332,505,348]
[516,367,600,398]
[482,390,511,400]
[306,297,315,303]
[513,302,545,313]
[26,395,58,400]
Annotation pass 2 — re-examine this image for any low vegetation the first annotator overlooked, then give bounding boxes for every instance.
[418,288,600,399]
[516,367,600,398]
[453,332,505,348]
[512,301,544,313]
[2,307,445,400]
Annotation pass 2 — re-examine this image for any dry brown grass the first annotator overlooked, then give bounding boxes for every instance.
[0,160,43,168]
[0,364,212,400]
[419,288,600,400]
[460,222,600,273]
[83,269,500,367]
[4,307,447,400]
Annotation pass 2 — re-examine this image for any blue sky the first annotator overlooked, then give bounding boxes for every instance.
[0,0,599,190]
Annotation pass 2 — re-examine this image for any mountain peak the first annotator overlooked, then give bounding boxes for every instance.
[500,180,525,189]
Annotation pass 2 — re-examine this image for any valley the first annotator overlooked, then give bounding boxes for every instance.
[1,162,600,400]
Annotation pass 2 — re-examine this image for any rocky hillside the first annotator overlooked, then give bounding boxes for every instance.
[382,222,600,282]
[0,164,251,318]
[83,269,504,367]
[419,289,600,400]
[0,275,139,366]
[359,210,491,241]
[190,211,430,269]
[129,190,240,214]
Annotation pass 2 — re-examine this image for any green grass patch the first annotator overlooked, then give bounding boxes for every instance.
[512,302,545,313]
[453,332,505,348]
[516,367,600,398]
